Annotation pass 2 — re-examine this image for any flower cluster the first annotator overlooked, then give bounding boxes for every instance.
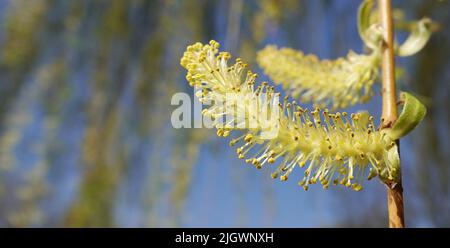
[180,41,398,191]
[257,46,380,109]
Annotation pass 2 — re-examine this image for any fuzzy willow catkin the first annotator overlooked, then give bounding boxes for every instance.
[180,40,398,191]
[257,46,380,110]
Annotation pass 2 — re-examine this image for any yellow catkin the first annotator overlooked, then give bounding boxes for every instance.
[257,45,380,109]
[180,40,397,191]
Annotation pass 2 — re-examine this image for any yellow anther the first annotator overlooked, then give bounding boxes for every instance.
[244,134,253,142]
[271,172,278,179]
[352,184,363,191]
[223,131,230,137]
[359,153,365,159]
[216,129,224,137]
[299,161,306,168]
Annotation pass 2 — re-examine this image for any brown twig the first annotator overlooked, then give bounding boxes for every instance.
[378,0,405,228]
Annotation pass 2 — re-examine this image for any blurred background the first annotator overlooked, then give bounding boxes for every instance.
[0,0,448,227]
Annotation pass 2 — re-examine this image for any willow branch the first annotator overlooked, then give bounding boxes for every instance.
[378,0,405,228]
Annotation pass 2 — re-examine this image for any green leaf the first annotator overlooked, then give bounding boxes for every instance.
[378,140,400,183]
[358,0,374,46]
[358,0,381,51]
[386,144,400,181]
[397,18,433,57]
[386,91,427,140]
